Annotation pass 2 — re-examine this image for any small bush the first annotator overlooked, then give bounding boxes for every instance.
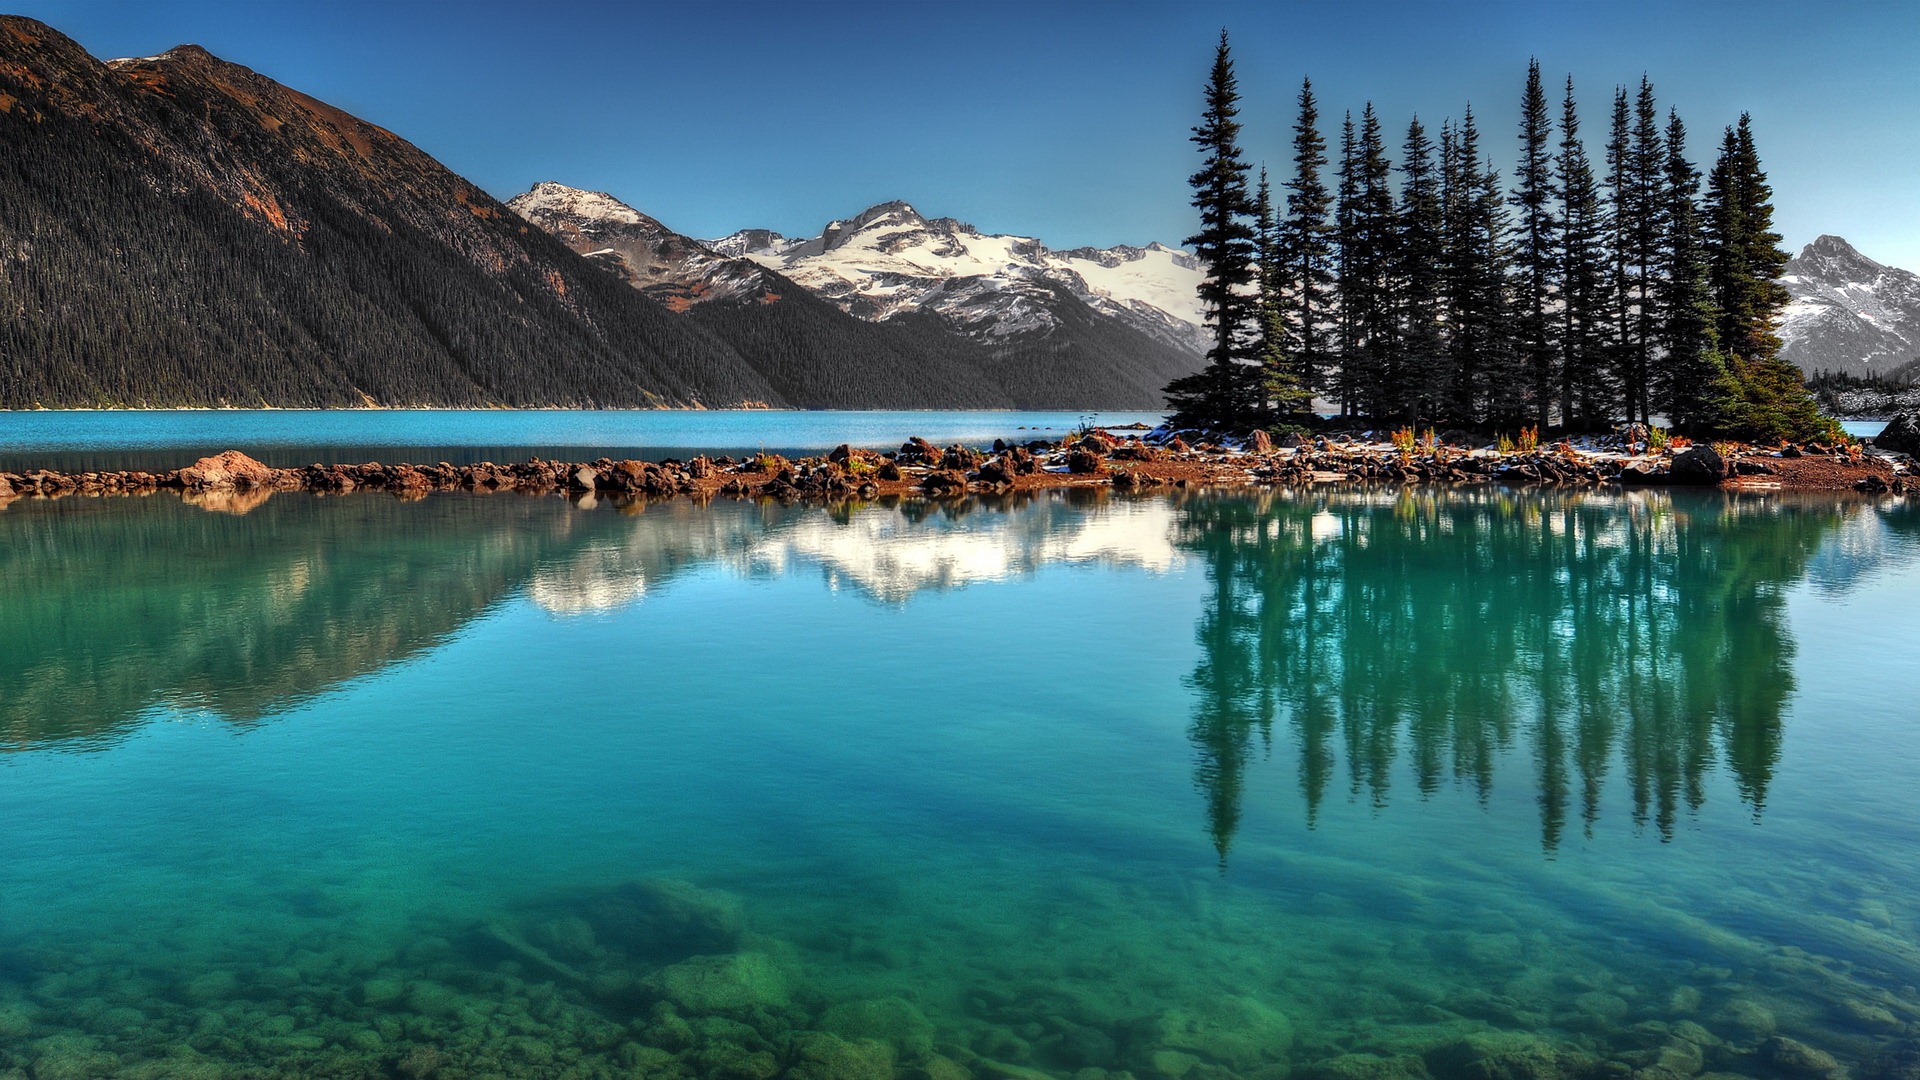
[1391,427,1416,455]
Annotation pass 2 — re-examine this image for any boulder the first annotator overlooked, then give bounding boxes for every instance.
[177,450,276,491]
[975,460,1016,487]
[921,470,970,496]
[941,446,985,471]
[1668,444,1725,484]
[1766,1036,1843,1078]
[1075,432,1116,453]
[877,461,904,482]
[1151,995,1293,1072]
[567,466,599,492]
[1874,411,1920,456]
[642,952,788,1015]
[1245,429,1275,454]
[687,456,717,479]
[1067,449,1104,475]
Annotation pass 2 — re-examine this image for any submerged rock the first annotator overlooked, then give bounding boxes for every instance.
[579,878,744,963]
[787,1031,896,1080]
[643,952,788,1014]
[1149,994,1293,1071]
[1766,1036,1844,1078]
[820,997,936,1059]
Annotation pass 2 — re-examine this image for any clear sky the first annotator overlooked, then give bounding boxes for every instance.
[16,0,1920,268]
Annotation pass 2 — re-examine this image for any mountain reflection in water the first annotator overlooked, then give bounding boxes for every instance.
[3,486,1908,862]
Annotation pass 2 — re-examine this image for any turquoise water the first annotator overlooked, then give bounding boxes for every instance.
[2,487,1919,1079]
[0,409,1164,473]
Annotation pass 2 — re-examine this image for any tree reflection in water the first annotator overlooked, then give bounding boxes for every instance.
[1176,487,1869,861]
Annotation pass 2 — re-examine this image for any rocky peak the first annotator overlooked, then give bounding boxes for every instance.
[1788,235,1886,284]
[508,182,650,231]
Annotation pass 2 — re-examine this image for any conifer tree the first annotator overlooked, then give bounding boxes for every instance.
[1334,111,1363,417]
[1654,109,1731,432]
[1604,87,1634,427]
[1255,168,1308,417]
[1164,31,1264,432]
[1706,115,1835,442]
[1624,78,1668,426]
[1349,104,1400,420]
[1397,116,1447,424]
[1278,78,1336,404]
[1511,59,1559,429]
[1555,75,1612,428]
[1442,108,1513,425]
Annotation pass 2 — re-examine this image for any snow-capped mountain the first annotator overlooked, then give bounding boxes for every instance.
[1780,235,1920,377]
[708,201,1208,354]
[507,183,1203,408]
[507,182,780,310]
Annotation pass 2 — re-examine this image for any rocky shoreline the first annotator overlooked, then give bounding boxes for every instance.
[0,430,1909,507]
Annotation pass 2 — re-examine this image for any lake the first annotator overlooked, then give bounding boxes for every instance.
[2,482,1917,1080]
[0,410,1167,474]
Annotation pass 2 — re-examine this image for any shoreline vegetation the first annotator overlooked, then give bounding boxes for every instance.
[0,428,1908,510]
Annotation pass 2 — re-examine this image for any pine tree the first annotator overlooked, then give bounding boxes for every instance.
[1334,111,1363,417]
[1511,59,1559,429]
[1164,31,1264,432]
[1278,78,1335,406]
[1555,75,1612,429]
[1604,87,1634,428]
[1654,109,1732,433]
[1351,104,1399,420]
[1442,108,1514,425]
[1397,116,1447,424]
[1706,114,1836,443]
[1255,168,1307,417]
[1624,77,1667,426]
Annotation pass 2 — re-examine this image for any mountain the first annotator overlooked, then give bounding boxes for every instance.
[513,183,1204,409]
[710,201,1210,356]
[1780,235,1920,378]
[0,18,1198,410]
[0,17,787,409]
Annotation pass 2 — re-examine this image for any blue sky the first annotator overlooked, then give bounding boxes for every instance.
[18,0,1920,267]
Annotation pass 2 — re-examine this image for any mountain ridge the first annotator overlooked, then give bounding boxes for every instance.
[1780,235,1920,378]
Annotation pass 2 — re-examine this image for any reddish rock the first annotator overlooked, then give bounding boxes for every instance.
[177,450,277,491]
[921,470,969,496]
[1067,449,1104,475]
[1245,430,1275,454]
[877,460,903,482]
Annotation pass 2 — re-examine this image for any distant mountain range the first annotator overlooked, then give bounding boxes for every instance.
[1780,236,1920,378]
[506,183,1204,409]
[0,17,1200,410]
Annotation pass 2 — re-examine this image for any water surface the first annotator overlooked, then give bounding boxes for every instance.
[2,486,1917,1080]
[0,409,1162,473]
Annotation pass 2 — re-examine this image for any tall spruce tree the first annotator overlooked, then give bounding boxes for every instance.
[1511,59,1559,429]
[1624,78,1668,426]
[1706,114,1835,442]
[1254,168,1307,416]
[1334,111,1363,417]
[1555,75,1612,429]
[1654,109,1731,432]
[1397,116,1447,424]
[1279,78,1335,406]
[1164,31,1264,432]
[1350,104,1400,420]
[1604,87,1634,428]
[1442,108,1514,425]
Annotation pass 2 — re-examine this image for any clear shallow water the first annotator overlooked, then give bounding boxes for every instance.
[2,486,1919,1080]
[0,409,1163,473]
